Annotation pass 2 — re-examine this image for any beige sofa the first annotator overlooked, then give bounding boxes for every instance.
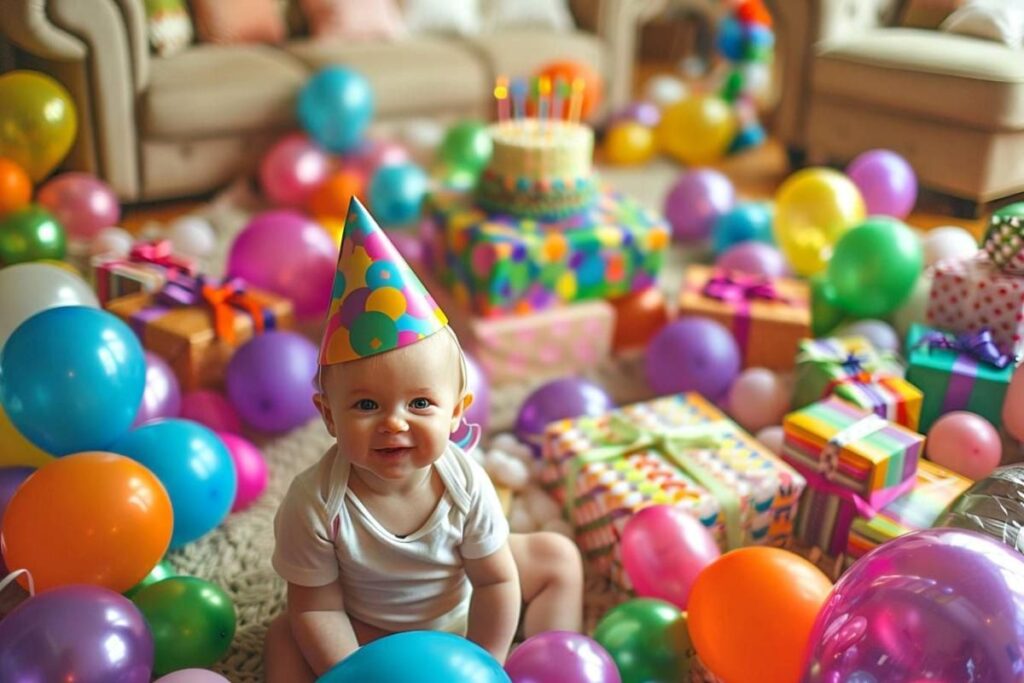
[769,0,1024,207]
[0,0,662,203]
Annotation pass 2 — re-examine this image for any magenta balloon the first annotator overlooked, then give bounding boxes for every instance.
[0,466,34,574]
[804,528,1024,682]
[217,431,268,512]
[645,317,740,400]
[180,389,243,433]
[36,172,121,241]
[155,670,231,683]
[610,100,661,128]
[514,378,614,451]
[0,585,154,683]
[225,331,319,433]
[845,149,918,219]
[226,209,337,320]
[506,631,621,683]
[716,241,789,277]
[464,352,491,433]
[664,169,736,241]
[259,133,330,208]
[135,351,182,425]
[620,505,720,610]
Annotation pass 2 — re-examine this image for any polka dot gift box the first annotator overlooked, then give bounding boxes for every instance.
[981,203,1024,275]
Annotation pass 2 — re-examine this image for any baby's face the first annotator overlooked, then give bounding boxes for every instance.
[317,331,465,484]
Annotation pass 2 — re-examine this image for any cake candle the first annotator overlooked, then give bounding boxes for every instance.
[511,77,527,120]
[494,76,510,122]
[538,76,551,123]
[552,77,568,120]
[569,77,585,123]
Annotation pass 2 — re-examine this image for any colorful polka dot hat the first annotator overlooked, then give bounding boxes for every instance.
[319,198,449,365]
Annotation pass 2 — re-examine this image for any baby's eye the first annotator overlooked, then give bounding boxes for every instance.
[354,399,378,411]
[409,397,433,410]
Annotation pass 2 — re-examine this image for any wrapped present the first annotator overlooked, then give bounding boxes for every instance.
[845,459,971,566]
[424,190,670,318]
[926,254,1024,357]
[540,393,806,595]
[792,336,923,431]
[905,324,1015,432]
[92,240,197,304]
[981,208,1024,274]
[105,273,294,391]
[677,265,810,371]
[782,397,924,557]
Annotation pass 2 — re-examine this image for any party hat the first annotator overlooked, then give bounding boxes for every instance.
[319,198,448,365]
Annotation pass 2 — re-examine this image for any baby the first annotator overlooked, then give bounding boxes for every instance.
[264,199,583,681]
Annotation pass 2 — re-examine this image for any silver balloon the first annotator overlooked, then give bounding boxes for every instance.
[0,262,99,349]
[936,463,1024,554]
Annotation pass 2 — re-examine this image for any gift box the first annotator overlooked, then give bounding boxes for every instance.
[792,336,923,431]
[539,393,806,595]
[424,190,670,318]
[982,209,1024,275]
[677,265,811,371]
[905,324,1015,432]
[844,459,971,566]
[105,273,294,391]
[926,254,1024,357]
[92,240,197,304]
[782,397,924,557]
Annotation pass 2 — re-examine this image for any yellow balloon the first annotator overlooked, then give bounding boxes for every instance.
[0,402,54,468]
[657,95,737,166]
[0,71,78,182]
[605,122,656,165]
[773,168,865,277]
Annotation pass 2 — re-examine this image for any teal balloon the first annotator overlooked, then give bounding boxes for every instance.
[124,560,176,600]
[811,273,847,337]
[368,162,428,225]
[828,217,923,318]
[711,201,774,255]
[297,67,374,153]
[318,631,509,683]
[0,306,145,455]
[593,598,694,683]
[0,204,66,265]
[132,577,236,675]
[439,121,493,174]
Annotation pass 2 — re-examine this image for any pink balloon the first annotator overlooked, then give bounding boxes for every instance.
[1003,365,1024,442]
[217,432,268,512]
[180,389,242,433]
[620,504,720,610]
[926,411,1002,480]
[349,138,411,178]
[716,241,789,277]
[260,133,330,208]
[36,172,121,241]
[155,669,231,682]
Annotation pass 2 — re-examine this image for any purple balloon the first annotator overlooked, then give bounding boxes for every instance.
[804,528,1024,682]
[716,241,789,277]
[464,352,491,434]
[0,466,34,574]
[135,352,182,425]
[226,210,337,320]
[515,378,614,451]
[155,670,231,683]
[180,389,243,434]
[664,169,736,241]
[506,631,621,683]
[226,331,319,433]
[645,317,740,400]
[36,172,121,241]
[0,585,154,683]
[845,149,918,219]
[610,100,661,129]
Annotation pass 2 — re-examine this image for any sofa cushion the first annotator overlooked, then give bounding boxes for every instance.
[460,28,605,86]
[143,45,308,138]
[281,37,489,117]
[814,28,1024,129]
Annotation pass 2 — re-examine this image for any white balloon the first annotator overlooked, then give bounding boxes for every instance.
[0,263,100,348]
[401,118,445,162]
[90,226,135,257]
[644,75,688,108]
[835,319,901,353]
[168,215,216,259]
[727,367,790,433]
[755,426,785,455]
[922,226,978,267]
[891,270,934,340]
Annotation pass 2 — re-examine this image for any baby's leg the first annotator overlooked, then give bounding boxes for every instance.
[264,611,393,682]
[509,532,584,636]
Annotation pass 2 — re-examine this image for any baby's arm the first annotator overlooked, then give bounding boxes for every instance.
[287,580,360,676]
[463,541,521,664]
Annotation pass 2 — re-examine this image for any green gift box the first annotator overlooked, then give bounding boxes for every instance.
[905,324,1015,432]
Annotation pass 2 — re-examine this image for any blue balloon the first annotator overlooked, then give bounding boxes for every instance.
[298,67,374,153]
[711,201,774,255]
[110,419,236,550]
[369,163,428,225]
[728,123,767,155]
[716,17,744,61]
[318,631,509,683]
[0,306,145,455]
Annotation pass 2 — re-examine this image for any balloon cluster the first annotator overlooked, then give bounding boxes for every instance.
[715,0,774,153]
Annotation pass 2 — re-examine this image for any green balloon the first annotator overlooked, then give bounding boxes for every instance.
[994,202,1024,219]
[132,576,236,675]
[0,204,66,265]
[439,121,493,174]
[827,217,922,318]
[592,598,694,683]
[123,560,176,600]
[810,273,847,337]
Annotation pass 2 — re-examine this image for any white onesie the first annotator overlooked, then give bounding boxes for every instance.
[271,442,509,633]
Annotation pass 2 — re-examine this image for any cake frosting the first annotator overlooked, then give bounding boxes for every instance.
[476,118,597,220]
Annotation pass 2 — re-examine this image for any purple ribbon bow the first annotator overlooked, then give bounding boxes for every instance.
[918,328,1012,369]
[701,272,786,304]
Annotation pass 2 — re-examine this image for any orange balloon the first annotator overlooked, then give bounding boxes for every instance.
[537,60,603,121]
[309,169,365,221]
[1,451,173,593]
[688,547,833,683]
[0,157,32,216]
[610,288,670,352]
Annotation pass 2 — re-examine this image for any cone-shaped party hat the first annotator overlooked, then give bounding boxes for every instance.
[319,198,448,365]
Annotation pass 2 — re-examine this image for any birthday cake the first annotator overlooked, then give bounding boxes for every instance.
[476,118,598,220]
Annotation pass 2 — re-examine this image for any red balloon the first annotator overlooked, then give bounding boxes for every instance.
[609,288,670,352]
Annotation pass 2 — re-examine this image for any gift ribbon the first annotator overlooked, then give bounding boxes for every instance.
[701,271,787,355]
[129,240,197,275]
[155,273,273,345]
[823,354,893,420]
[562,415,744,550]
[914,328,1013,413]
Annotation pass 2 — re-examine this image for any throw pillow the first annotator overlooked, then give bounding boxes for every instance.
[898,0,966,29]
[144,0,193,57]
[403,0,482,36]
[191,0,287,44]
[941,0,1024,47]
[300,0,405,40]
[485,0,575,32]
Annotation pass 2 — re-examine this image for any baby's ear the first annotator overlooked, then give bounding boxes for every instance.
[312,393,337,437]
[450,392,473,432]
